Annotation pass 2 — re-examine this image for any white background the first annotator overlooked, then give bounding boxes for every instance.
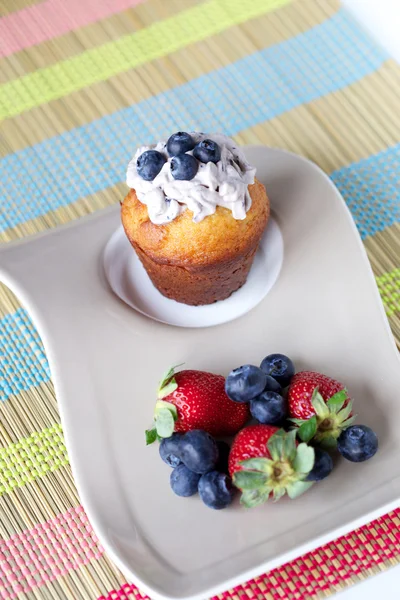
[337,568,399,599]
[342,0,400,62]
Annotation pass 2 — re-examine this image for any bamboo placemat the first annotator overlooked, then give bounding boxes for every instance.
[0,0,400,598]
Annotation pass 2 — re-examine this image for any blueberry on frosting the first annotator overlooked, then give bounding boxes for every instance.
[193,139,221,164]
[167,132,196,156]
[136,150,166,181]
[126,132,256,225]
[170,154,199,180]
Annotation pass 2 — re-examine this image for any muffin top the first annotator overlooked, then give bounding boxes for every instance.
[121,179,269,266]
[126,132,256,225]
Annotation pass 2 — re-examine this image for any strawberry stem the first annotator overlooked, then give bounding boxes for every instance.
[292,388,356,447]
[157,364,184,399]
[234,430,315,507]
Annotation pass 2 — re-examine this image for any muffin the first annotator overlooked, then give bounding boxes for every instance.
[122,132,269,306]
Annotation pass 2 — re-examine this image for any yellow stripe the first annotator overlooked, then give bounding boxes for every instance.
[0,0,291,121]
[0,423,68,495]
[363,227,400,345]
[0,0,193,81]
[376,268,400,317]
[0,0,334,152]
[0,0,37,17]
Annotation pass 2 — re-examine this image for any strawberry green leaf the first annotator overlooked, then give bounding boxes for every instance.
[272,487,286,502]
[288,417,307,426]
[311,388,330,418]
[155,400,178,420]
[327,389,348,412]
[240,457,272,473]
[297,416,317,443]
[233,471,269,491]
[337,400,353,422]
[286,480,314,499]
[158,380,178,399]
[240,489,271,508]
[154,409,175,438]
[145,428,158,445]
[158,364,184,388]
[267,429,285,461]
[320,436,338,450]
[157,364,184,398]
[283,429,297,461]
[342,415,356,429]
[158,366,175,387]
[293,443,315,474]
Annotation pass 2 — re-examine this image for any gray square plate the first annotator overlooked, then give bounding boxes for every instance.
[1,147,399,600]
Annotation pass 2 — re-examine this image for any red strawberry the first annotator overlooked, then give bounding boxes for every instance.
[229,424,279,476]
[229,424,315,507]
[288,371,354,447]
[146,367,249,444]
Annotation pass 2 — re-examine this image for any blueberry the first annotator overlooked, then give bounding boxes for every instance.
[264,375,282,394]
[216,441,230,474]
[225,365,267,403]
[166,132,195,156]
[198,471,234,509]
[159,433,183,468]
[193,139,221,164]
[136,150,166,181]
[170,154,198,180]
[170,464,200,497]
[180,430,219,474]
[337,425,378,462]
[250,391,287,425]
[306,448,333,481]
[260,354,295,388]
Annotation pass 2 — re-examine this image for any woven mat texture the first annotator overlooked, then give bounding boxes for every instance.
[0,0,400,598]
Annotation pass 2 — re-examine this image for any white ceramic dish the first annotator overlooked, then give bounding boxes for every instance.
[1,147,400,600]
[103,218,283,328]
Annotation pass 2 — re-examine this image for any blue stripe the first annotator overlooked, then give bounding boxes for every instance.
[331,143,400,239]
[1,10,387,235]
[0,308,51,401]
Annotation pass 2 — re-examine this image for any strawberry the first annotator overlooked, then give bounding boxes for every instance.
[229,424,315,507]
[288,371,355,447]
[146,367,250,444]
[229,424,279,476]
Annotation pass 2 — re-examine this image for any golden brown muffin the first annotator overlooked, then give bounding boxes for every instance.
[121,178,269,305]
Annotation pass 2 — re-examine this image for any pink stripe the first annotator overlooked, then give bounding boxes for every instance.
[0,505,104,598]
[98,584,149,600]
[1,503,397,599]
[0,0,145,58]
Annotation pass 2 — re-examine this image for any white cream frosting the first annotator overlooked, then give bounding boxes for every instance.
[126,132,256,225]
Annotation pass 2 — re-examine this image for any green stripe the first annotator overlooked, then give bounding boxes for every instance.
[0,424,69,494]
[0,0,290,121]
[376,268,400,317]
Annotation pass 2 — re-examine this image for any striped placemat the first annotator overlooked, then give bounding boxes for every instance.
[0,0,399,598]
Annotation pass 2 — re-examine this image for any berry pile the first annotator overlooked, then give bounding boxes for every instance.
[159,430,234,510]
[136,132,221,182]
[146,355,378,509]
